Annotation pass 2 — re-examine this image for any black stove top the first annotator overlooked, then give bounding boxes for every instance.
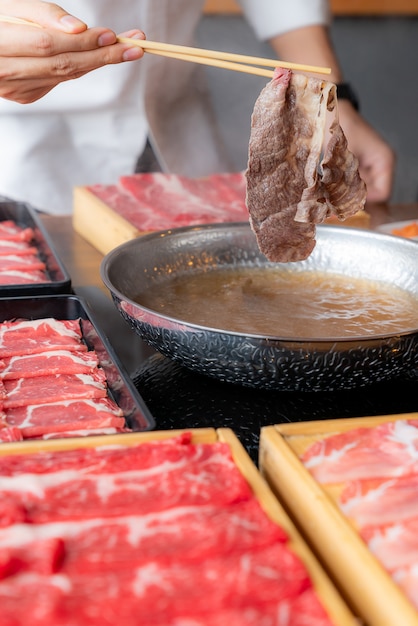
[132,352,418,464]
[79,286,418,465]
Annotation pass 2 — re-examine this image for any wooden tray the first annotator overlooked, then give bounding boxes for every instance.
[259,414,418,626]
[1,427,355,625]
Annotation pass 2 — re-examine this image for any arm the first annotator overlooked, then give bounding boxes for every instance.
[268,25,395,203]
[0,0,145,104]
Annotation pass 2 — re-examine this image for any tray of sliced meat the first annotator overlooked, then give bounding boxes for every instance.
[73,171,370,256]
[0,294,155,441]
[0,196,71,295]
[259,415,418,626]
[0,427,356,625]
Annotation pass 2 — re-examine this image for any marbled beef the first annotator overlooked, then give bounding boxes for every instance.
[246,68,366,262]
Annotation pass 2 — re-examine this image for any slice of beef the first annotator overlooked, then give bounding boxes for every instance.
[0,255,46,273]
[5,397,125,438]
[245,67,366,262]
[0,318,85,358]
[0,350,100,380]
[0,221,34,243]
[3,371,107,409]
[0,240,38,257]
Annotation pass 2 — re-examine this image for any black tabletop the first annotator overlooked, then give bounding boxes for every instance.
[132,353,418,464]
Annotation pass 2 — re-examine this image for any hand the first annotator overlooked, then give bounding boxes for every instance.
[338,100,395,203]
[0,0,145,104]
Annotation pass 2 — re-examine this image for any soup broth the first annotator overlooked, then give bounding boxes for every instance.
[135,267,418,338]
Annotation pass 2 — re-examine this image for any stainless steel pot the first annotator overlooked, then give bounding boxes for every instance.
[101,223,418,391]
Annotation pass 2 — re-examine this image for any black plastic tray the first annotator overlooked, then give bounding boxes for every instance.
[0,294,155,434]
[0,197,71,296]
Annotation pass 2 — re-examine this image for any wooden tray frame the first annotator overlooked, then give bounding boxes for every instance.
[259,414,418,626]
[0,427,355,625]
[73,186,147,256]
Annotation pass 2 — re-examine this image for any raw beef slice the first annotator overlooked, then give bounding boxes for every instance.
[245,67,366,262]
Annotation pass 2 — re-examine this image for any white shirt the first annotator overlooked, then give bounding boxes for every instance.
[0,0,329,214]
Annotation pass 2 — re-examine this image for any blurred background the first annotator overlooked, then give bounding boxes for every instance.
[199,1,418,204]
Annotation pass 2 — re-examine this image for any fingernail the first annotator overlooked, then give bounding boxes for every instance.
[122,47,143,61]
[98,31,117,47]
[59,15,86,33]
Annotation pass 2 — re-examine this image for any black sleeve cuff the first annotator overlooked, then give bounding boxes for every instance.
[336,82,360,111]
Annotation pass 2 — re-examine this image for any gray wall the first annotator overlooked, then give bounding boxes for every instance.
[197,15,418,203]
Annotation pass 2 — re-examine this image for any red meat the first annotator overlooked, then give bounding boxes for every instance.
[0,269,47,284]
[0,350,99,380]
[3,371,107,409]
[88,171,249,232]
[0,240,38,256]
[0,220,34,242]
[0,318,85,358]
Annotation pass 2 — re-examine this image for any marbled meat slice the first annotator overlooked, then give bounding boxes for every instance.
[0,349,99,379]
[0,318,86,358]
[0,220,34,242]
[245,67,366,262]
[3,371,107,408]
[0,436,335,625]
[339,473,418,529]
[165,589,334,626]
[0,500,286,566]
[0,426,23,442]
[119,172,249,227]
[0,269,47,284]
[88,171,248,232]
[0,544,311,625]
[0,240,38,256]
[0,255,46,272]
[0,437,252,525]
[301,420,418,483]
[361,517,418,573]
[0,441,252,521]
[393,564,418,610]
[5,397,124,437]
[40,426,127,439]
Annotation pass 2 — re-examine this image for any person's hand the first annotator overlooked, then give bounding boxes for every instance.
[338,100,395,203]
[0,0,145,104]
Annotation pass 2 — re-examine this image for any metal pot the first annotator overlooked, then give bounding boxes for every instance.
[101,223,418,391]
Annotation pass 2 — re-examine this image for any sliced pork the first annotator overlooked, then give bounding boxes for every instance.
[301,420,418,483]
[246,67,366,262]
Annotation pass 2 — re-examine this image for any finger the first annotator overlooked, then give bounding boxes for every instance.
[0,0,87,33]
[0,76,59,103]
[0,43,143,86]
[117,29,146,40]
[360,164,393,203]
[0,25,120,57]
[0,22,148,58]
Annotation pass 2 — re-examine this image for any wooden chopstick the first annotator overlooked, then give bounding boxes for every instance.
[141,47,274,79]
[0,15,331,77]
[0,15,42,27]
[118,37,332,76]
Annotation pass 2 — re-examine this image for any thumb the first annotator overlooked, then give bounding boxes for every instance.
[6,0,87,33]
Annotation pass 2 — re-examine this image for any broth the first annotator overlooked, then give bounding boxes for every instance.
[135,267,418,338]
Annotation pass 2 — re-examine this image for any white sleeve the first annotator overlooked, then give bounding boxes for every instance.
[237,0,331,41]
